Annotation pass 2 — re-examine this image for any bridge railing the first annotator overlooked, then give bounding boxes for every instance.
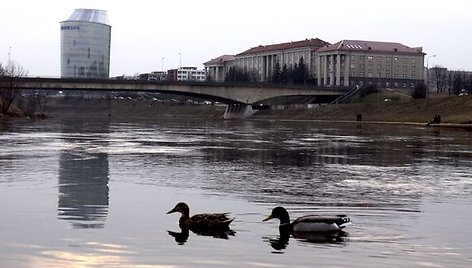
[3,76,352,93]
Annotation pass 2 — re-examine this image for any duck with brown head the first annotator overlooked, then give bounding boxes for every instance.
[167,202,234,237]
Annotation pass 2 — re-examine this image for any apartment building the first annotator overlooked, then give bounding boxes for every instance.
[316,40,425,88]
[167,67,206,82]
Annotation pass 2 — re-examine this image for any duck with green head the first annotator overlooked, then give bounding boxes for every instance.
[263,206,351,234]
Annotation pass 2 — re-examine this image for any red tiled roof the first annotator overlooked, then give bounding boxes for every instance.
[316,40,425,55]
[204,55,235,65]
[237,38,330,56]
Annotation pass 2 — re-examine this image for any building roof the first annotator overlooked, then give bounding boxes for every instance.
[204,55,235,65]
[316,40,424,55]
[237,38,330,56]
[64,9,110,25]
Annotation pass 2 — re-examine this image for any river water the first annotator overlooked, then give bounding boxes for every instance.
[0,118,471,267]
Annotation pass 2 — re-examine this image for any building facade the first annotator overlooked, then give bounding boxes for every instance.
[232,38,330,82]
[60,9,111,78]
[316,40,425,88]
[204,55,235,82]
[166,67,206,81]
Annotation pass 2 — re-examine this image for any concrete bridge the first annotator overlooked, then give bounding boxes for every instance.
[3,77,347,118]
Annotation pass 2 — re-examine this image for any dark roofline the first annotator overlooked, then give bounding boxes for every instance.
[237,38,330,56]
[316,40,425,55]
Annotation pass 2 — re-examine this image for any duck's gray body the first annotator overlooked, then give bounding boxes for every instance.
[292,215,351,232]
[264,207,351,233]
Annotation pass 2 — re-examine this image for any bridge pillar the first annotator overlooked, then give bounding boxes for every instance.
[223,104,256,119]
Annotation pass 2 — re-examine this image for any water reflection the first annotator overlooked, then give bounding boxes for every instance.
[263,229,349,253]
[0,120,10,132]
[57,121,110,229]
[167,228,190,245]
[167,227,236,245]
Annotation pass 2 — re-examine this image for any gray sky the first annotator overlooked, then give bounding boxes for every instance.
[1,0,471,77]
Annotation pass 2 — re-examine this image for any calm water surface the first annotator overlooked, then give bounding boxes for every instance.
[0,118,471,267]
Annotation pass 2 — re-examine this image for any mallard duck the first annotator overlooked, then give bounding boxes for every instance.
[167,202,234,235]
[263,206,351,233]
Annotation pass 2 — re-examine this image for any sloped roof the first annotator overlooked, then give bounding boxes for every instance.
[64,9,110,25]
[204,55,235,65]
[237,38,330,56]
[317,40,424,55]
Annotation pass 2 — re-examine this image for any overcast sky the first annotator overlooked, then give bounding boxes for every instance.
[1,0,471,77]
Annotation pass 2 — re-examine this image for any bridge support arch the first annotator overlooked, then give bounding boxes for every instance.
[223,104,256,119]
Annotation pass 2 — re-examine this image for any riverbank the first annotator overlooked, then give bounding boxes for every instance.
[252,95,472,126]
[5,94,472,128]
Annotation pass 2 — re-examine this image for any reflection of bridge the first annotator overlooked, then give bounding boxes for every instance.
[8,77,348,118]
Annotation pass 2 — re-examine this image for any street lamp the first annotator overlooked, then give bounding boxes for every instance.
[426,54,436,97]
[178,53,182,69]
[161,57,165,72]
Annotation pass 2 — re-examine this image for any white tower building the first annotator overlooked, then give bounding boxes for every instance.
[60,9,111,78]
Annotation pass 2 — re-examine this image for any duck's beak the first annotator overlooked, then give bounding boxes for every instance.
[262,215,273,222]
[167,208,176,214]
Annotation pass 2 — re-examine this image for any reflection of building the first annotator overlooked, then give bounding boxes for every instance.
[58,146,109,228]
[204,55,235,82]
[315,40,425,88]
[60,9,111,78]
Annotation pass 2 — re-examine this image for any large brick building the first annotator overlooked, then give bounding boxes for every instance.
[316,40,425,89]
[231,38,330,82]
[205,38,426,89]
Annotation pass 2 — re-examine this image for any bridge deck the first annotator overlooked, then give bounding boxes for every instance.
[2,77,346,105]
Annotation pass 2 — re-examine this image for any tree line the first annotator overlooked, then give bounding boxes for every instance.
[225,57,314,84]
[430,66,472,95]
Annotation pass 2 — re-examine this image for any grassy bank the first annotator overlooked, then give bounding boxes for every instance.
[15,97,226,119]
[252,95,472,124]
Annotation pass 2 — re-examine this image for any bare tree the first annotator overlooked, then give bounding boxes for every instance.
[0,60,28,114]
[431,65,448,93]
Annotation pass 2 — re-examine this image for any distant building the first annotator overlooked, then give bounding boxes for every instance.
[428,67,472,95]
[232,38,330,82]
[139,71,166,81]
[204,55,235,82]
[316,40,425,88]
[167,67,206,81]
[167,69,178,81]
[60,9,111,78]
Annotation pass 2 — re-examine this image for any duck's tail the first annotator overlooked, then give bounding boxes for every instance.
[223,217,235,226]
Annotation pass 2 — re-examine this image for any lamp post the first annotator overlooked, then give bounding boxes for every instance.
[178,53,182,69]
[426,54,436,97]
[161,57,165,72]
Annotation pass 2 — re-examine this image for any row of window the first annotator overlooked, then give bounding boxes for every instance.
[177,71,205,75]
[351,81,417,88]
[350,72,416,79]
[354,64,416,72]
[353,55,417,64]
[177,75,205,79]
[327,55,419,66]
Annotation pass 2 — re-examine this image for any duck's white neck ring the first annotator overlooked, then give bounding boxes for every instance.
[280,222,290,227]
